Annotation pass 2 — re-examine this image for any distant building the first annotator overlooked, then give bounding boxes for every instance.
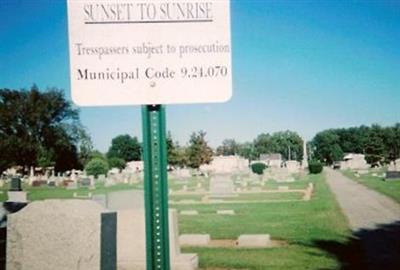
[340,154,369,170]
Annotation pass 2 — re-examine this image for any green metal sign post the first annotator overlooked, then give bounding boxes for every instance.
[142,105,171,270]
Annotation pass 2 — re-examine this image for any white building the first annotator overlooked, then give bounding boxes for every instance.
[340,154,369,170]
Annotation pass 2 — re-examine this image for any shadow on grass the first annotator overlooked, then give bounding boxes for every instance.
[311,221,400,270]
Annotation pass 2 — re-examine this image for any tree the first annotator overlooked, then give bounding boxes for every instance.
[0,86,86,172]
[312,130,344,164]
[166,132,187,168]
[107,134,141,162]
[85,158,109,178]
[364,125,386,165]
[269,131,303,161]
[108,157,126,170]
[253,131,303,161]
[237,142,257,161]
[216,139,239,156]
[186,131,213,169]
[253,133,273,158]
[77,128,94,167]
[251,162,267,175]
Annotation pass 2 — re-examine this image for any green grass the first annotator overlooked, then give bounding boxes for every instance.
[1,173,351,269]
[176,173,350,269]
[0,183,139,202]
[185,246,339,270]
[342,170,400,203]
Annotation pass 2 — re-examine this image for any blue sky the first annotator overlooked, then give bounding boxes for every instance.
[1,0,399,152]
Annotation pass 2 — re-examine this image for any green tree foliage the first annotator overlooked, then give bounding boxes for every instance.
[0,86,87,172]
[312,124,400,165]
[108,157,126,170]
[308,160,323,174]
[107,134,141,162]
[251,162,267,175]
[364,125,386,165]
[186,131,213,169]
[312,130,344,165]
[84,158,109,177]
[237,142,257,161]
[166,132,187,168]
[253,131,303,161]
[216,139,239,156]
[77,129,94,167]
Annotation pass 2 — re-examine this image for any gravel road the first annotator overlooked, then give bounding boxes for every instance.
[325,168,400,230]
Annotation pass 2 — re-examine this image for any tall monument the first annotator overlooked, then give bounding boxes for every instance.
[302,138,308,169]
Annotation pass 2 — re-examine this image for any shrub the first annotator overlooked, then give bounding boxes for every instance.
[85,158,109,178]
[309,161,323,174]
[108,157,126,170]
[251,162,267,175]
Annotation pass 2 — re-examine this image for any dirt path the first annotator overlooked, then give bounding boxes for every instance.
[324,168,400,269]
[325,168,400,230]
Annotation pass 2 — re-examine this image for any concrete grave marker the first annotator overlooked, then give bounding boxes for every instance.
[7,200,116,270]
[179,234,210,247]
[209,175,235,198]
[237,234,271,248]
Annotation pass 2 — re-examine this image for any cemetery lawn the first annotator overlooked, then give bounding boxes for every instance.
[0,183,141,201]
[177,174,351,270]
[342,170,400,203]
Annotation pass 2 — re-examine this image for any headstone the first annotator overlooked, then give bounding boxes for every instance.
[180,210,198,216]
[278,186,289,191]
[209,175,235,198]
[237,234,271,248]
[7,192,27,203]
[179,234,210,247]
[7,200,117,270]
[9,177,22,191]
[80,177,91,187]
[216,210,235,215]
[8,177,26,202]
[106,190,143,210]
[48,181,56,187]
[182,185,188,192]
[117,209,198,270]
[385,171,400,181]
[286,160,300,173]
[89,175,96,189]
[358,169,369,175]
[105,178,115,187]
[175,168,191,179]
[66,181,77,190]
[70,169,77,182]
[73,192,92,198]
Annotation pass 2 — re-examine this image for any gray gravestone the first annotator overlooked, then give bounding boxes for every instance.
[9,177,22,191]
[7,200,116,270]
[209,175,236,198]
[385,171,400,181]
[80,177,91,187]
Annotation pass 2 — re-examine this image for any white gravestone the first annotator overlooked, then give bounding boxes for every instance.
[209,175,235,198]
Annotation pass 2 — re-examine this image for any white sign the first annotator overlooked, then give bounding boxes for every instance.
[67,0,232,106]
